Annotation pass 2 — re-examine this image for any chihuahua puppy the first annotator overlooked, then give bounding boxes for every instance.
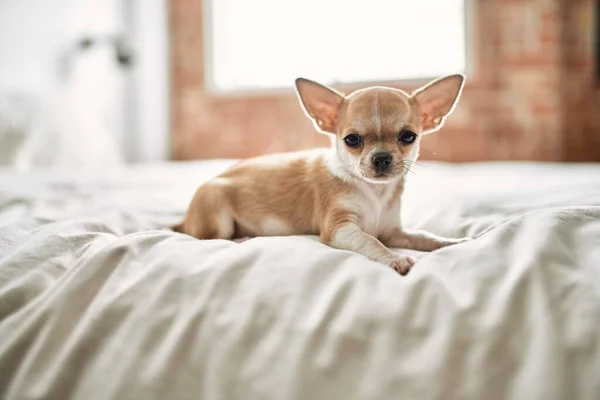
[174,74,470,274]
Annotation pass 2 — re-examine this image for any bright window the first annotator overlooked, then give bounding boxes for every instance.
[205,0,467,92]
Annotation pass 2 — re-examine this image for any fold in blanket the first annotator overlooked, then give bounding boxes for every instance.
[1,206,599,400]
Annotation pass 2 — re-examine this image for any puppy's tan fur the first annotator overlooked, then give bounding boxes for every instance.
[174,75,469,274]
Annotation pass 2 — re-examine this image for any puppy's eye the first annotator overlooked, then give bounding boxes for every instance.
[344,134,363,148]
[398,130,417,145]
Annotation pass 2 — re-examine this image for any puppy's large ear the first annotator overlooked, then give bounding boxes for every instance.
[412,74,465,134]
[295,78,344,134]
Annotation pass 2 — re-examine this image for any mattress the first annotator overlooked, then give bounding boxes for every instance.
[0,160,599,400]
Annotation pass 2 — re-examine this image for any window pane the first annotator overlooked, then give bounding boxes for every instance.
[206,0,466,91]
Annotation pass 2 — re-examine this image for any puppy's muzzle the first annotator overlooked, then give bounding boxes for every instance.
[371,152,393,174]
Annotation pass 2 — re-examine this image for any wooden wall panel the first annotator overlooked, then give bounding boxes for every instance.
[169,0,600,162]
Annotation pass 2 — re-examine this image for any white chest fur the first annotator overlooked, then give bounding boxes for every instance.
[342,180,403,238]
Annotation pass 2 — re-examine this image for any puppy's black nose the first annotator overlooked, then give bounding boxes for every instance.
[371,152,393,173]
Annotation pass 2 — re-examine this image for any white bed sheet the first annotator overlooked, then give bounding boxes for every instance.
[0,160,599,400]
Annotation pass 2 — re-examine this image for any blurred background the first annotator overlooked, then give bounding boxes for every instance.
[0,0,598,169]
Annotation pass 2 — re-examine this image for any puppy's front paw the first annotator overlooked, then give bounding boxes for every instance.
[385,254,417,275]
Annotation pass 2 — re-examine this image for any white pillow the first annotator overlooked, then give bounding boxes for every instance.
[0,86,123,170]
[0,89,37,166]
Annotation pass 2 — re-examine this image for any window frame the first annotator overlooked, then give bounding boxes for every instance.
[169,0,484,161]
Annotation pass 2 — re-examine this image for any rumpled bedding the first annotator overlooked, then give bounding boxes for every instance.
[0,160,599,400]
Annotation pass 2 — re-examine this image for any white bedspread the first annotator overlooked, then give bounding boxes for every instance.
[0,161,599,400]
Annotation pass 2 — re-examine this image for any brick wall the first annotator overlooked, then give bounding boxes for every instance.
[169,0,600,162]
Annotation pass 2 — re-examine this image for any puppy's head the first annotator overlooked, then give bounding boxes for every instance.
[295,75,465,183]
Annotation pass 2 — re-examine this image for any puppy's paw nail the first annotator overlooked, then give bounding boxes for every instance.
[386,255,417,275]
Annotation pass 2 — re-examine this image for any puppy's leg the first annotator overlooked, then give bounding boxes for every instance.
[381,228,470,252]
[176,183,235,240]
[323,222,417,275]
